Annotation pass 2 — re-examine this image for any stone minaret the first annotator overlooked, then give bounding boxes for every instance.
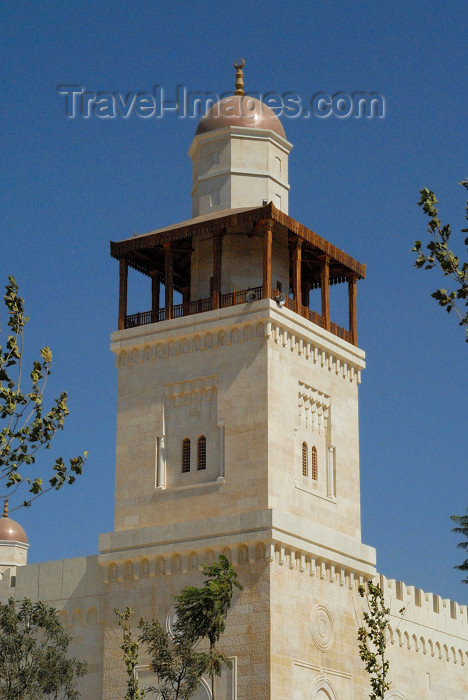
[106,62,374,699]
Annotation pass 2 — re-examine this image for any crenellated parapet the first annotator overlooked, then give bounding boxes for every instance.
[0,566,17,598]
[379,573,468,667]
[380,574,468,629]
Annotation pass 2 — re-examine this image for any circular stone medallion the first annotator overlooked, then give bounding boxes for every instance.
[311,605,334,651]
[166,606,178,637]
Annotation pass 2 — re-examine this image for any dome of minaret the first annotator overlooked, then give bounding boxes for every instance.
[194,59,286,140]
[0,502,28,544]
[189,60,292,217]
[195,94,286,139]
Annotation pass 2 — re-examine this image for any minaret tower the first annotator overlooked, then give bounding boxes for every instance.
[104,62,376,700]
[0,501,29,588]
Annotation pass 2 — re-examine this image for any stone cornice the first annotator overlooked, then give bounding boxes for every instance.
[188,125,293,158]
[98,507,376,577]
[111,299,365,383]
[0,540,29,549]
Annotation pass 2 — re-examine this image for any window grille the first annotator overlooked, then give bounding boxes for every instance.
[311,446,318,480]
[197,435,207,470]
[302,442,308,476]
[182,438,191,472]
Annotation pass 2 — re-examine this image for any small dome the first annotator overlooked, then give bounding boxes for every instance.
[0,515,28,544]
[195,95,286,140]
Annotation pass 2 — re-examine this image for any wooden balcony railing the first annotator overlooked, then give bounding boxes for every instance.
[124,285,352,344]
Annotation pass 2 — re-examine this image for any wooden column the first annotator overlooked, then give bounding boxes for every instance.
[348,274,358,345]
[151,271,160,323]
[182,286,190,315]
[212,232,223,310]
[292,239,302,311]
[164,243,173,321]
[118,258,128,330]
[320,255,330,331]
[262,222,273,299]
[301,280,310,308]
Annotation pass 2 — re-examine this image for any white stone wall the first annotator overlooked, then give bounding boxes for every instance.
[112,303,271,533]
[190,227,289,301]
[266,307,364,541]
[0,555,106,699]
[0,539,29,571]
[189,127,292,217]
[270,552,468,700]
[381,573,468,697]
[110,301,374,574]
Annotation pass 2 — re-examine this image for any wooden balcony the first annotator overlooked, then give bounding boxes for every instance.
[124,285,353,344]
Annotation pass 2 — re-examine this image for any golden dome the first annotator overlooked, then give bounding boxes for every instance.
[195,94,286,140]
[0,503,28,544]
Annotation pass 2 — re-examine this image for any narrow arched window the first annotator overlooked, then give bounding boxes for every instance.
[311,446,318,480]
[197,435,206,470]
[182,438,191,473]
[302,442,308,476]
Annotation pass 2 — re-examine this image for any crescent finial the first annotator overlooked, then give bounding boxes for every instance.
[234,59,245,95]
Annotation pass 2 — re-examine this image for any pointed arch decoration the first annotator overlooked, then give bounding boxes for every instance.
[310,675,337,699]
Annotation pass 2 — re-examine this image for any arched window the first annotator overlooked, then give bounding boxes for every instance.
[311,446,318,480]
[302,442,308,476]
[182,438,191,472]
[197,435,206,470]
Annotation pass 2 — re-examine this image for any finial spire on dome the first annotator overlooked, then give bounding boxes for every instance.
[3,500,8,518]
[234,59,245,95]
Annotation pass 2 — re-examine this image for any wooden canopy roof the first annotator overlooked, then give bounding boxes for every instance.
[110,203,366,291]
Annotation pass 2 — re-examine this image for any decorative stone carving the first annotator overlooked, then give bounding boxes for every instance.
[166,606,178,637]
[311,605,334,651]
[298,382,330,434]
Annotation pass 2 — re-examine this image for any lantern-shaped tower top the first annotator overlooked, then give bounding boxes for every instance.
[111,61,364,350]
[189,61,292,217]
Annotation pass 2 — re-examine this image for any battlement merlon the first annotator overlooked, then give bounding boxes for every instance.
[379,573,468,635]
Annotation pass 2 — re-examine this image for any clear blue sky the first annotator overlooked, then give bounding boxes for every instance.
[2,1,467,603]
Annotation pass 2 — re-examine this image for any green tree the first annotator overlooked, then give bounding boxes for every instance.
[0,597,87,699]
[138,617,208,700]
[450,508,468,584]
[412,185,468,577]
[115,607,146,700]
[357,581,405,700]
[412,179,468,341]
[0,276,86,511]
[173,554,242,700]
[117,555,242,700]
